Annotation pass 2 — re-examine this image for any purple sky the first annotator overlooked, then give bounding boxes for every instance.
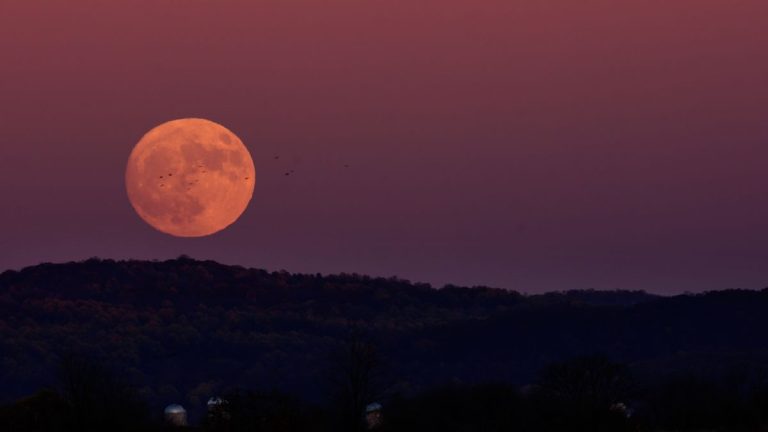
[1,0,767,293]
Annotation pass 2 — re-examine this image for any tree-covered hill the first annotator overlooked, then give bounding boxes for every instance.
[2,257,765,417]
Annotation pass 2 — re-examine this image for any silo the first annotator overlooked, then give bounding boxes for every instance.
[365,402,383,429]
[164,404,188,427]
[207,396,231,421]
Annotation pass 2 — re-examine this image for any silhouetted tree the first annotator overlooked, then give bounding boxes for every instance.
[0,389,66,432]
[641,375,747,431]
[381,383,521,432]
[328,329,383,432]
[204,389,321,432]
[534,355,634,431]
[58,354,150,432]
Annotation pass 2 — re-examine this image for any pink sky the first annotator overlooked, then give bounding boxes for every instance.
[1,0,767,293]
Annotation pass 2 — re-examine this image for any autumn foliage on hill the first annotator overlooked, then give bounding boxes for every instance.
[2,257,768,422]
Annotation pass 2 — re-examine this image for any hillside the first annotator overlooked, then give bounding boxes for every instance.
[2,258,766,415]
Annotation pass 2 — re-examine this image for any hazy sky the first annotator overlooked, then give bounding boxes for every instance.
[1,0,767,293]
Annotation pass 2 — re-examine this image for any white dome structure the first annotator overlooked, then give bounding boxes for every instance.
[365,402,383,429]
[164,404,188,426]
[207,396,232,421]
[207,396,226,409]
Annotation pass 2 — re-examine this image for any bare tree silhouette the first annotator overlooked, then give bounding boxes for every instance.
[327,328,383,432]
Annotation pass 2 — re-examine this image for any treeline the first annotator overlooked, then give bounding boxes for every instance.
[4,354,768,431]
[2,258,768,413]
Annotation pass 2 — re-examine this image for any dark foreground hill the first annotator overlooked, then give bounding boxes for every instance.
[1,257,767,416]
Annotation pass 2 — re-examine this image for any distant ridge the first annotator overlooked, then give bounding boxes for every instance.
[1,258,766,411]
[0,256,660,305]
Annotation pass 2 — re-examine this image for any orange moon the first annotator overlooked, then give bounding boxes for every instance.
[125,118,255,237]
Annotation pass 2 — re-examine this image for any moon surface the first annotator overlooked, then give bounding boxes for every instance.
[126,118,255,237]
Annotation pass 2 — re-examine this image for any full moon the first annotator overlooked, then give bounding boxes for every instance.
[125,118,255,237]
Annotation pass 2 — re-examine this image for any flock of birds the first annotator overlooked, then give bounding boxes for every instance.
[157,164,219,191]
[273,155,349,177]
[278,156,295,176]
[156,156,350,189]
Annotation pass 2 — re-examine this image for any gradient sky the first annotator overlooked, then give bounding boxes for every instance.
[1,0,767,293]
